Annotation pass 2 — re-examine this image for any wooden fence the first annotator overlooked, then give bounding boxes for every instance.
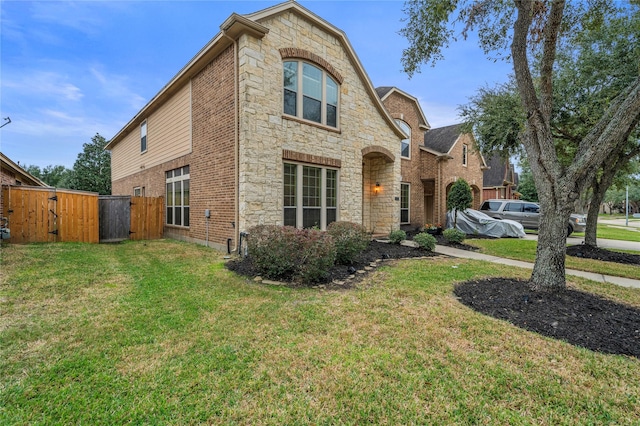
[1,185,163,244]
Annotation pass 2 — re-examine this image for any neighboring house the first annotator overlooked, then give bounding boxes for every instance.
[377,87,486,228]
[1,152,49,216]
[106,1,406,251]
[482,153,518,200]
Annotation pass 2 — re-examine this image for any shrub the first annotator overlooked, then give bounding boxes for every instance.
[327,221,370,264]
[246,225,336,284]
[388,229,407,244]
[443,228,466,244]
[413,232,437,251]
[296,229,336,283]
[247,225,299,279]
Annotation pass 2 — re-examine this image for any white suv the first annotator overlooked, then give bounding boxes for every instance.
[479,199,587,236]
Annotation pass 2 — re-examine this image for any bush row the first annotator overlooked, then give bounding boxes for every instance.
[246,222,459,284]
[247,221,370,283]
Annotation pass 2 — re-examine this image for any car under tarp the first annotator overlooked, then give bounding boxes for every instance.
[446,209,526,238]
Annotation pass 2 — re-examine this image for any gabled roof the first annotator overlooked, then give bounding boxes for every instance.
[375,86,431,130]
[107,0,405,149]
[0,152,49,187]
[483,153,517,187]
[423,123,464,154]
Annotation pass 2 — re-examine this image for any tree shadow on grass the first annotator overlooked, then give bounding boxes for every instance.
[454,278,640,358]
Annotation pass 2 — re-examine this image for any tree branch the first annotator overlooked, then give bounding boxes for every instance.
[539,0,566,120]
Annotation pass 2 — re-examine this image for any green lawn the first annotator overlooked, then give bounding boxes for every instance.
[2,240,639,424]
[467,238,640,280]
[571,224,640,242]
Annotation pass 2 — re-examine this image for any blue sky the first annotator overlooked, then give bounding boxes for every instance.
[1,0,513,169]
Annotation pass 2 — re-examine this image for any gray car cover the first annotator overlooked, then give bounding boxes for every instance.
[446,209,526,238]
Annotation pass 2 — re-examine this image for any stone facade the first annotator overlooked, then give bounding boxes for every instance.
[107,2,403,250]
[235,9,402,234]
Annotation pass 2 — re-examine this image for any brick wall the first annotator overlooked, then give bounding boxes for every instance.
[190,45,237,249]
[382,92,428,229]
[439,133,485,221]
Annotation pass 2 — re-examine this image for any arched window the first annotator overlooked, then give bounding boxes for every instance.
[283,61,339,128]
[396,120,411,159]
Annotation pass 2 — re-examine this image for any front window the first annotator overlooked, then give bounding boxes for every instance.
[283,162,338,229]
[283,60,339,128]
[141,121,147,153]
[166,166,190,227]
[396,120,411,159]
[401,183,410,224]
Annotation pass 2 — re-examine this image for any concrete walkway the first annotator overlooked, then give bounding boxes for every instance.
[434,244,640,289]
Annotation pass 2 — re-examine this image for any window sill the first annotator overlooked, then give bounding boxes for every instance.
[283,114,341,134]
[165,224,190,230]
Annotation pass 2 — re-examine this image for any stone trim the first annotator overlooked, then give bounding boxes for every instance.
[279,48,344,84]
[282,114,341,133]
[282,150,342,168]
[362,145,395,163]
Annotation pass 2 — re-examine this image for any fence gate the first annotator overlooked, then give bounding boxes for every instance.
[98,196,131,242]
[1,186,99,243]
[2,186,162,244]
[98,195,164,243]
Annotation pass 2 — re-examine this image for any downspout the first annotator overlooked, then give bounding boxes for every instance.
[437,159,442,225]
[222,31,240,253]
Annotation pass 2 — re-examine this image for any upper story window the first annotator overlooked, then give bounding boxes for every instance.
[396,120,411,159]
[283,61,338,128]
[462,143,468,166]
[140,121,147,153]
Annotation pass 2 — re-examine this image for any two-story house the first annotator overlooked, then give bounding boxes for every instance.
[377,87,487,229]
[106,1,406,251]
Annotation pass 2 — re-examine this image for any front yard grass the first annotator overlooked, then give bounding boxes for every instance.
[467,238,640,280]
[2,240,639,424]
[571,224,640,242]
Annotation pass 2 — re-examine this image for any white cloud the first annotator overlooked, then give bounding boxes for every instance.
[90,67,147,111]
[2,71,84,101]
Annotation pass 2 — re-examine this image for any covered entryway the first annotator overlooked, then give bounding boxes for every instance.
[361,146,396,234]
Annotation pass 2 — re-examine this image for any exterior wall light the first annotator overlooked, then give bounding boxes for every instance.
[374,182,381,195]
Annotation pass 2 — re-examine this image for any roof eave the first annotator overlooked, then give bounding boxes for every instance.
[106,14,269,151]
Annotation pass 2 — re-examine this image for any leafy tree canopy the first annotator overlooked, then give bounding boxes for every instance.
[24,164,72,188]
[67,133,111,195]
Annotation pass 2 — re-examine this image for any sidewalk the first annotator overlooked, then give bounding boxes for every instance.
[434,244,640,289]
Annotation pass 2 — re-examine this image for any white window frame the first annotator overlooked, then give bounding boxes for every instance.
[283,60,339,128]
[396,120,411,159]
[462,143,468,167]
[133,186,142,197]
[166,166,190,227]
[400,182,410,224]
[140,121,148,153]
[283,162,339,230]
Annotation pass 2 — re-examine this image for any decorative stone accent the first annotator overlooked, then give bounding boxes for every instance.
[279,47,344,84]
[282,150,342,168]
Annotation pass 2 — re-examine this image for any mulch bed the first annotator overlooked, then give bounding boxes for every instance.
[226,240,440,289]
[566,244,640,265]
[454,278,640,358]
[226,234,640,358]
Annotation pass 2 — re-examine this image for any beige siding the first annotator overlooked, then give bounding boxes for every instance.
[111,83,192,181]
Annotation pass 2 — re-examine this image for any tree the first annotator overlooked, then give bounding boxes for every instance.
[67,133,111,195]
[517,161,538,202]
[447,178,473,227]
[401,0,640,291]
[24,164,72,188]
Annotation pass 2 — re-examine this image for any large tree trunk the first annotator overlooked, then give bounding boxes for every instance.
[530,200,572,291]
[584,192,603,247]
